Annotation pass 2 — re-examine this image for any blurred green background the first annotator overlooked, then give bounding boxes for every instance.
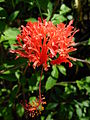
[0,0,90,120]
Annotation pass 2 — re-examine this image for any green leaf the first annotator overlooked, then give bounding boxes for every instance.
[25,17,37,22]
[29,96,37,105]
[57,65,66,76]
[0,0,5,2]
[4,27,20,49]
[65,85,76,94]
[76,61,84,67]
[76,76,90,93]
[16,104,24,117]
[4,27,20,40]
[60,4,71,15]
[46,113,53,120]
[82,100,89,107]
[76,105,82,118]
[9,11,19,22]
[15,70,20,80]
[37,0,49,12]
[0,21,6,32]
[52,14,67,25]
[88,38,90,45]
[46,103,58,110]
[0,74,17,81]
[68,111,73,119]
[67,15,73,20]
[41,116,45,120]
[47,2,53,15]
[0,7,7,19]
[2,70,11,74]
[45,76,57,91]
[3,63,14,69]
[10,85,18,102]
[46,1,53,21]
[51,65,59,79]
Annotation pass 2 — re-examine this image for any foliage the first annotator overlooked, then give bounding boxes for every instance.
[0,0,90,120]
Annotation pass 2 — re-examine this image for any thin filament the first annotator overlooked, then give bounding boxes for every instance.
[39,67,43,104]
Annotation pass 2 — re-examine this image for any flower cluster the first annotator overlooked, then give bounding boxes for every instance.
[10,18,78,117]
[10,18,78,71]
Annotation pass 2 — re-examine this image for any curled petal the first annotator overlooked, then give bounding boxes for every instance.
[10,18,78,69]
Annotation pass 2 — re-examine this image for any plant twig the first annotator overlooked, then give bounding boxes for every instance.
[55,81,76,86]
[73,40,89,47]
[76,58,90,64]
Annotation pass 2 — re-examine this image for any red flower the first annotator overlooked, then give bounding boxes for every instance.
[10,18,78,70]
[10,18,78,117]
[20,96,46,118]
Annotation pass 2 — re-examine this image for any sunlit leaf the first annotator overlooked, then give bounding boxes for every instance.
[57,65,66,76]
[60,4,71,15]
[45,76,57,91]
[16,104,24,117]
[25,17,37,22]
[75,105,82,118]
[51,65,59,79]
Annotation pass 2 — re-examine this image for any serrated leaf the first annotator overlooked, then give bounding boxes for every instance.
[9,11,19,21]
[45,76,56,91]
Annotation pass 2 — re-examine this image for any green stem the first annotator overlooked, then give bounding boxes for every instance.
[12,0,15,9]
[36,0,43,22]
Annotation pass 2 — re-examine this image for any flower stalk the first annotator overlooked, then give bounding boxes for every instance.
[39,67,43,104]
[10,18,79,117]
